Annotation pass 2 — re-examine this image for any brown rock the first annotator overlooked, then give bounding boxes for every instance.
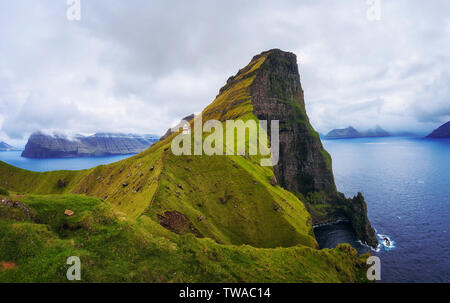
[270,176,278,186]
[64,209,75,216]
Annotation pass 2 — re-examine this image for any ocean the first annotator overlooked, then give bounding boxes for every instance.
[317,137,450,282]
[0,151,132,172]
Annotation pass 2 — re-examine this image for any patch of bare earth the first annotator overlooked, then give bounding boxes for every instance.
[157,211,203,237]
[1,262,17,271]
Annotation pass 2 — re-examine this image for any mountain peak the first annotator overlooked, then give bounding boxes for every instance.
[427,121,450,138]
[325,126,361,139]
[204,49,377,247]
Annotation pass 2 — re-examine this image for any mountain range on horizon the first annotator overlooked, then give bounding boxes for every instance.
[0,141,20,152]
[21,131,160,158]
[324,126,391,139]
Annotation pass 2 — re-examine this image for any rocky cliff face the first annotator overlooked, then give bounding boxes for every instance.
[236,49,377,247]
[427,121,450,138]
[249,50,336,195]
[21,132,159,158]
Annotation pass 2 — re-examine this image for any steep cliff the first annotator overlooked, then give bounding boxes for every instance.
[221,49,377,247]
[21,132,159,158]
[426,121,450,138]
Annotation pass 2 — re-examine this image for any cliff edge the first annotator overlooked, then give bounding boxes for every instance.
[232,49,377,247]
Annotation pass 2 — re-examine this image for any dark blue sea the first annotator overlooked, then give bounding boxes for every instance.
[317,137,450,282]
[0,151,131,172]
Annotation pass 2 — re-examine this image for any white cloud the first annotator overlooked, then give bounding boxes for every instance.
[0,0,449,146]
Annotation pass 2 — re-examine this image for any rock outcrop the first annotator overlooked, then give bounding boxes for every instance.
[426,121,450,138]
[21,132,159,158]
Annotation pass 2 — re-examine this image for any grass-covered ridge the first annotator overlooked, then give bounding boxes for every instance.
[0,50,372,282]
[0,193,369,282]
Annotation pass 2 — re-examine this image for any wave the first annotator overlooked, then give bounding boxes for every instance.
[377,234,396,251]
[357,240,381,252]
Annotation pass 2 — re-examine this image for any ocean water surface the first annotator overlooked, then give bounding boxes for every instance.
[0,151,132,172]
[318,137,450,282]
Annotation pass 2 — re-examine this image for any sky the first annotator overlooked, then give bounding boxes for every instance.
[0,0,449,147]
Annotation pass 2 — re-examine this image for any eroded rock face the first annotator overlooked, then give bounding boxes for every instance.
[21,132,159,158]
[345,193,378,248]
[250,49,336,195]
[246,49,377,247]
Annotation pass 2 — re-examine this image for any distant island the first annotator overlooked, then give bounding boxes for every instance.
[426,121,450,138]
[0,141,19,152]
[324,126,391,139]
[21,132,159,158]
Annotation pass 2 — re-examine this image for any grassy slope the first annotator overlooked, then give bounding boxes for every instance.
[0,53,369,282]
[0,193,368,282]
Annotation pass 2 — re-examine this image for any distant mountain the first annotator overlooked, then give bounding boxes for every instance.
[361,126,391,137]
[325,126,391,139]
[325,127,362,139]
[426,121,450,138]
[0,141,19,151]
[21,132,160,158]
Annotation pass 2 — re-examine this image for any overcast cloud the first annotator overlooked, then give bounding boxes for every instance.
[1,0,449,146]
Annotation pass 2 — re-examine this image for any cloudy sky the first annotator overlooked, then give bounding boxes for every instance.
[1,0,449,146]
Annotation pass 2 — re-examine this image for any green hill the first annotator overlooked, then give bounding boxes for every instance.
[0,49,374,282]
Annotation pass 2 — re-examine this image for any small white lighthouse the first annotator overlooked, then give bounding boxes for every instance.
[182,123,190,135]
